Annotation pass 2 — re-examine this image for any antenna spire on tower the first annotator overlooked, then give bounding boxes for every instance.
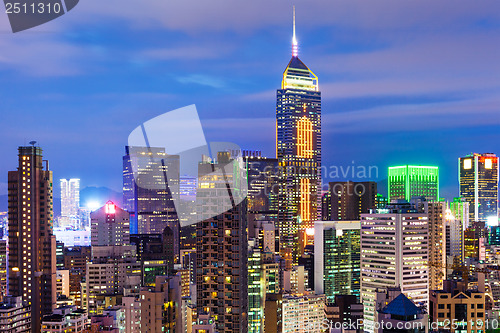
[292,5,298,57]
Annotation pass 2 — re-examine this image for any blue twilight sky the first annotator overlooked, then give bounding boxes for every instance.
[1,0,500,202]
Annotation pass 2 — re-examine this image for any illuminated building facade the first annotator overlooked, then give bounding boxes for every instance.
[60,178,80,227]
[450,197,470,230]
[388,165,439,202]
[195,152,248,333]
[464,221,488,261]
[322,181,377,221]
[123,146,180,256]
[459,153,498,223]
[360,203,429,333]
[8,145,56,332]
[314,221,360,302]
[276,10,321,262]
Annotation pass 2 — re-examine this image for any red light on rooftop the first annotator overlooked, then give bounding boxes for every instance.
[105,202,116,214]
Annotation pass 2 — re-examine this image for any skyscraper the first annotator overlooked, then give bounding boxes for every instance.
[388,165,439,202]
[123,146,180,256]
[196,152,248,333]
[322,181,377,221]
[314,221,361,302]
[60,178,80,227]
[8,145,56,332]
[459,153,498,223]
[360,202,429,333]
[276,8,321,262]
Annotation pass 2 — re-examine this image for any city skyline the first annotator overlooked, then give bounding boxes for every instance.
[1,1,500,201]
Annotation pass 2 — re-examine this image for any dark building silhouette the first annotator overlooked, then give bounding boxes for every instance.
[322,181,377,221]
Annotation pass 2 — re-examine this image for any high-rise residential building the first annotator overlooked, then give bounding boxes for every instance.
[0,296,31,332]
[276,8,321,263]
[140,275,182,333]
[388,165,439,202]
[0,240,7,301]
[459,153,499,223]
[60,178,80,227]
[314,221,361,302]
[85,246,140,314]
[264,294,325,332]
[427,201,446,291]
[90,201,130,246]
[196,152,248,333]
[123,146,180,255]
[8,145,56,332]
[360,202,429,333]
[322,181,377,221]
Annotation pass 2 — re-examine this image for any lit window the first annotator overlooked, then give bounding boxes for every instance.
[485,159,493,169]
[464,159,472,170]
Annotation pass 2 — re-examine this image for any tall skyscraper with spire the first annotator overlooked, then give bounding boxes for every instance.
[276,7,321,264]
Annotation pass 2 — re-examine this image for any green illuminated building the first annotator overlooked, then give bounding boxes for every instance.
[388,165,439,202]
[314,221,360,303]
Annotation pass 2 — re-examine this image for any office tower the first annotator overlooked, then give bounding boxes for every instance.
[322,181,377,221]
[244,155,280,240]
[427,202,446,291]
[140,275,182,333]
[60,178,80,227]
[55,241,64,269]
[314,221,360,302]
[459,153,499,223]
[276,8,321,262]
[90,201,130,246]
[444,209,464,264]
[464,221,488,261]
[375,193,388,209]
[429,280,486,333]
[450,197,470,230]
[247,242,264,333]
[388,165,439,202]
[129,229,175,286]
[0,296,31,332]
[360,202,429,333]
[123,146,180,255]
[196,152,248,333]
[8,145,56,332]
[490,226,500,246]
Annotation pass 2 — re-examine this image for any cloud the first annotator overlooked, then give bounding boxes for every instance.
[324,96,500,133]
[177,74,227,88]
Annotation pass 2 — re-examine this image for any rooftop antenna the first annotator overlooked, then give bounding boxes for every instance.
[29,140,37,146]
[292,5,298,57]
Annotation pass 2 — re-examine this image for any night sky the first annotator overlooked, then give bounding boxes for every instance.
[1,0,499,202]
